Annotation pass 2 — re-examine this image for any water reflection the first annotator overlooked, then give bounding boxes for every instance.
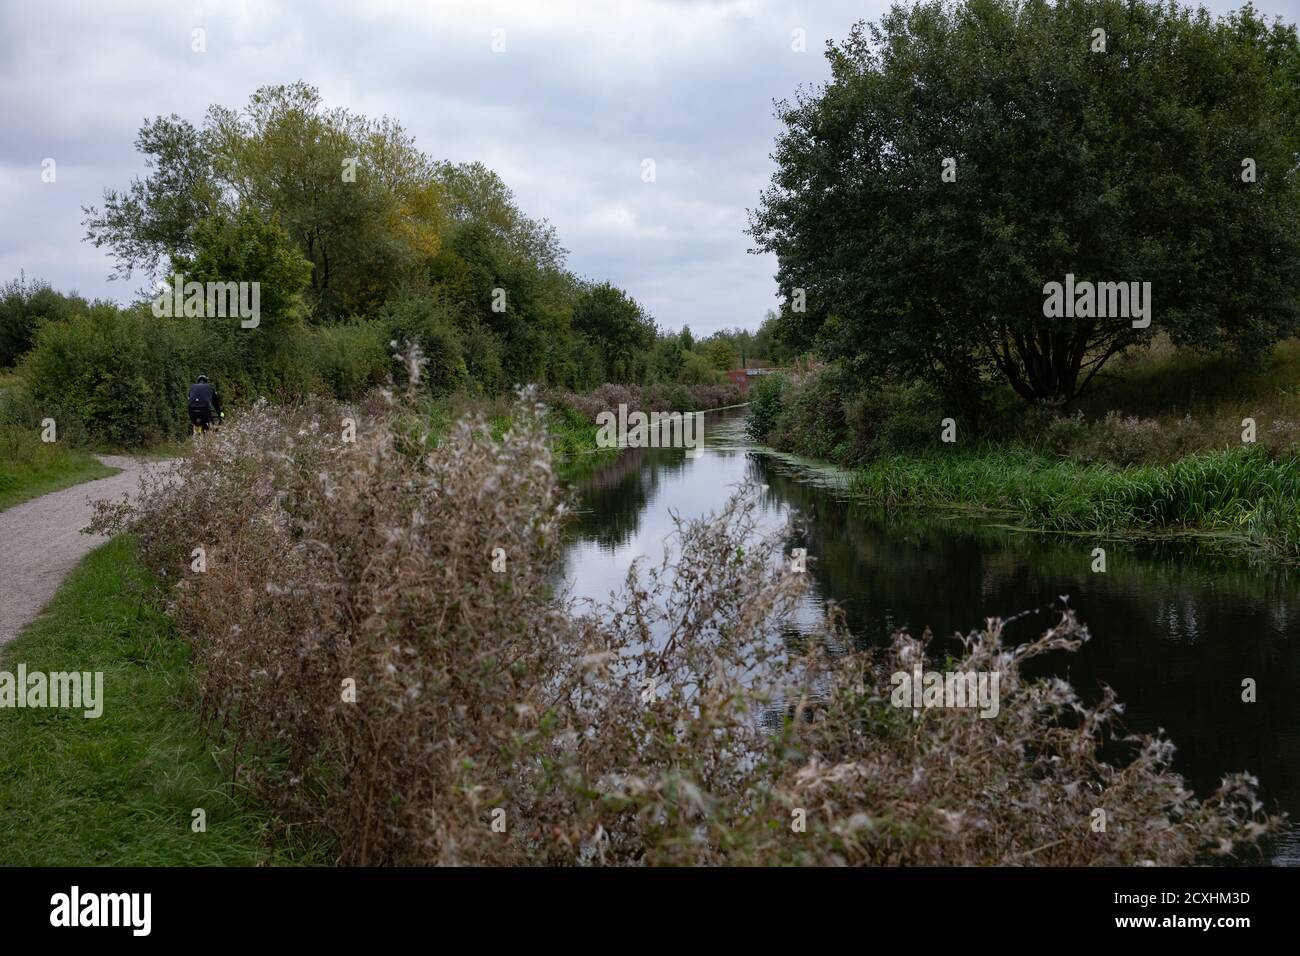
[562,410,1300,865]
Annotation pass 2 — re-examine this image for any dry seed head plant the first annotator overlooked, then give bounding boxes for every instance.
[90,378,1282,865]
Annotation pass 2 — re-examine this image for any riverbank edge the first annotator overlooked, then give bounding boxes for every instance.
[753,440,1299,566]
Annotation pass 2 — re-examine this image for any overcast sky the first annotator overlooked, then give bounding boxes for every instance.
[1,0,1294,335]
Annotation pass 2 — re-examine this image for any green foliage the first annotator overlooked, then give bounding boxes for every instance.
[460,321,506,395]
[847,443,1300,562]
[846,380,943,457]
[677,350,720,385]
[380,292,469,396]
[647,336,685,384]
[701,336,738,371]
[750,0,1300,404]
[751,310,796,365]
[776,366,855,462]
[0,427,117,511]
[0,276,85,368]
[80,114,217,282]
[304,320,392,399]
[746,373,786,441]
[0,537,330,864]
[172,207,313,330]
[21,306,189,447]
[75,80,681,412]
[571,281,656,385]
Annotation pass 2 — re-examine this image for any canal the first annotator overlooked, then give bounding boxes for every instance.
[562,409,1300,865]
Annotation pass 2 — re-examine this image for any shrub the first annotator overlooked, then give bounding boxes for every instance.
[677,350,719,385]
[1037,408,1089,456]
[461,322,505,395]
[641,382,693,413]
[746,373,785,442]
[767,363,853,463]
[91,386,1282,865]
[0,375,38,429]
[0,277,87,368]
[863,381,942,457]
[540,382,742,424]
[380,293,470,396]
[301,321,391,400]
[21,304,187,446]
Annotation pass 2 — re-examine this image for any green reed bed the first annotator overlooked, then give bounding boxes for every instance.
[849,445,1300,560]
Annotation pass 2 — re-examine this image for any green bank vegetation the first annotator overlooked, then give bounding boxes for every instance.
[748,341,1300,562]
[0,536,331,865]
[744,0,1300,562]
[0,82,758,451]
[0,423,117,512]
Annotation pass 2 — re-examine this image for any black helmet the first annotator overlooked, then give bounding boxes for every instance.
[196,374,209,383]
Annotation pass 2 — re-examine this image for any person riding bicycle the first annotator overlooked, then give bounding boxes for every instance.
[187,374,223,432]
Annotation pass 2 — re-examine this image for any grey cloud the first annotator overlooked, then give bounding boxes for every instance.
[0,0,1289,334]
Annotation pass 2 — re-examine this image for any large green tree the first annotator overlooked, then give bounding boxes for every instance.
[570,282,657,385]
[749,0,1300,406]
[85,83,445,318]
[80,82,667,392]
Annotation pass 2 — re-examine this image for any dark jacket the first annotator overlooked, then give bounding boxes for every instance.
[188,382,222,413]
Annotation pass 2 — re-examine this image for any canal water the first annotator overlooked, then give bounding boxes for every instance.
[560,409,1300,865]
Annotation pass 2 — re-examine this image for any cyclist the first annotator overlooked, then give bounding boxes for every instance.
[187,374,223,433]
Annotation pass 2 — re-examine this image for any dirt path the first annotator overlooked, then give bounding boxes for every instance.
[0,455,155,646]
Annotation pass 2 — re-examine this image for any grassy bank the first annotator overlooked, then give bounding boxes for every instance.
[0,536,332,865]
[748,340,1300,563]
[847,444,1300,559]
[0,426,117,512]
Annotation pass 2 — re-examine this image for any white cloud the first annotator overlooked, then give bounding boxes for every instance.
[0,0,1288,334]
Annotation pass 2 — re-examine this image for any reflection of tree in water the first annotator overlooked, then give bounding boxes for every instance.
[750,451,1300,848]
[569,447,690,551]
[751,453,995,649]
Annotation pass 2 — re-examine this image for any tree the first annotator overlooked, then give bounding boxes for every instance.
[81,115,218,286]
[702,337,739,371]
[204,83,437,318]
[752,309,794,365]
[433,160,566,272]
[171,208,312,328]
[749,0,1300,406]
[86,83,447,319]
[168,207,314,380]
[0,275,85,367]
[571,282,656,383]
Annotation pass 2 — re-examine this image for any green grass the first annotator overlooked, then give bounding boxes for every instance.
[0,536,334,865]
[0,427,118,512]
[542,406,619,479]
[422,397,618,481]
[1074,337,1300,420]
[848,444,1300,560]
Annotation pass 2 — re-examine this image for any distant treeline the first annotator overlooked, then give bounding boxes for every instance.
[0,82,784,446]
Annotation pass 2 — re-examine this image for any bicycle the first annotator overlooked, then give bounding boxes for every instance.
[190,410,224,440]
